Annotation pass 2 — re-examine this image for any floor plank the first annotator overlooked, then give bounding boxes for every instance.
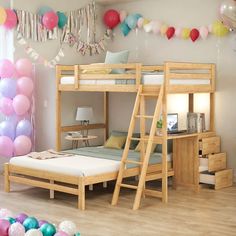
[0,175,236,236]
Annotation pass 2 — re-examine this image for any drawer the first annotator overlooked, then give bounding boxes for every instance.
[199,136,220,155]
[199,153,227,172]
[199,169,233,190]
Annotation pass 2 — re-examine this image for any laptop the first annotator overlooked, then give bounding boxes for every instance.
[167,113,186,134]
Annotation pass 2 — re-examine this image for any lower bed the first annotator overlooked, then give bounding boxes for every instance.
[5,147,173,210]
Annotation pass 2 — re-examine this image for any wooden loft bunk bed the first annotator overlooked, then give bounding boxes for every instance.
[6,61,232,211]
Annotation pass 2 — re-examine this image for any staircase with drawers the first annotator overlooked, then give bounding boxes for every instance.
[198,136,233,190]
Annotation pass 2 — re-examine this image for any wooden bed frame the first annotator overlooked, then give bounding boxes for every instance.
[5,62,216,210]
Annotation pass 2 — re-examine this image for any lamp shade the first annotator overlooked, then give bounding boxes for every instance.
[76,107,93,121]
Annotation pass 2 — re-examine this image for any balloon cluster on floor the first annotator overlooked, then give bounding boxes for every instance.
[103,8,233,42]
[0,208,81,236]
[0,6,67,31]
[0,59,34,158]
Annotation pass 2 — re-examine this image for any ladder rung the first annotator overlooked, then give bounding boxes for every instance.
[130,137,148,141]
[146,170,175,182]
[120,184,138,190]
[135,115,154,119]
[144,189,162,198]
[125,160,143,165]
[140,93,159,97]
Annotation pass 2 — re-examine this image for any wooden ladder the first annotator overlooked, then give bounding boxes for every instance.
[111,85,165,210]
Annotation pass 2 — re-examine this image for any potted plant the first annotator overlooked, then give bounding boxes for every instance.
[156,119,162,136]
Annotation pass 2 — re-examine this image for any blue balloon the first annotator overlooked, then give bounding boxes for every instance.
[0,78,17,99]
[38,6,53,16]
[23,217,39,231]
[120,22,131,36]
[134,13,142,20]
[125,14,138,29]
[16,120,32,137]
[57,11,68,29]
[0,120,15,140]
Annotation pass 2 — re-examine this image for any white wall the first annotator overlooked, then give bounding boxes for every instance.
[105,0,236,172]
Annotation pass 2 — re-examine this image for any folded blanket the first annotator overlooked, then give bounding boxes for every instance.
[27,149,73,160]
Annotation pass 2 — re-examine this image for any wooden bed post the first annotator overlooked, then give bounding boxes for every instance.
[189,94,194,113]
[4,163,10,192]
[210,64,216,132]
[78,177,85,210]
[56,65,62,151]
[104,92,109,142]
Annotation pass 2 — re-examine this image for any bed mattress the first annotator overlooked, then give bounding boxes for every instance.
[60,73,210,85]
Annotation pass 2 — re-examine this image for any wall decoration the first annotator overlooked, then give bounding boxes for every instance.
[115,9,233,42]
[0,58,34,158]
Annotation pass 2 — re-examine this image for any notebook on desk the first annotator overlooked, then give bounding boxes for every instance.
[167,113,186,134]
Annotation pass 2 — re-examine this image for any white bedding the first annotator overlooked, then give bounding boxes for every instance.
[10,155,120,177]
[60,74,210,85]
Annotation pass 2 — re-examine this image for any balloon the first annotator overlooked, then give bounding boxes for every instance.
[212,20,229,37]
[0,97,14,116]
[0,78,17,99]
[152,21,161,34]
[181,28,191,39]
[13,94,30,116]
[0,120,15,140]
[15,58,33,77]
[166,26,175,40]
[17,77,34,97]
[16,119,32,137]
[175,27,182,38]
[4,9,17,29]
[25,229,43,236]
[220,0,236,30]
[103,9,120,29]
[54,232,69,236]
[0,208,13,218]
[40,223,56,236]
[161,24,168,35]
[75,233,81,236]
[23,217,39,231]
[59,221,77,236]
[200,26,209,40]
[38,220,48,228]
[57,12,67,29]
[120,22,131,36]
[143,22,153,33]
[42,11,59,30]
[208,24,213,33]
[38,6,53,16]
[0,7,7,25]
[137,17,144,28]
[15,213,28,224]
[119,10,127,22]
[0,136,13,158]
[9,222,25,236]
[14,135,32,156]
[125,14,138,29]
[5,217,16,224]
[190,28,200,42]
[0,59,15,78]
[0,219,10,236]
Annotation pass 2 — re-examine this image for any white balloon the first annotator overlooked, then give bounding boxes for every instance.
[59,220,77,236]
[200,26,209,40]
[144,22,153,33]
[9,222,25,236]
[25,229,43,236]
[151,21,161,34]
[0,208,13,218]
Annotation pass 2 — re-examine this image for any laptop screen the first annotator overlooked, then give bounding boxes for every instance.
[167,113,178,132]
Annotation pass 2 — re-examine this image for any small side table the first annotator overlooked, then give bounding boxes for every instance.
[65,135,97,149]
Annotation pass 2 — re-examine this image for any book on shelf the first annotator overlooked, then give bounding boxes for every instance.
[187,112,206,133]
[67,131,83,138]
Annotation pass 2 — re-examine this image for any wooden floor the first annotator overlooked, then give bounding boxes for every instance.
[0,175,236,236]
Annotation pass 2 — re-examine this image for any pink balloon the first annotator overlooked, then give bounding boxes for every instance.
[42,11,59,30]
[0,97,14,116]
[152,21,161,34]
[54,231,69,236]
[13,94,30,116]
[0,136,13,158]
[200,26,209,40]
[137,18,144,29]
[4,9,17,29]
[0,59,15,78]
[119,10,127,22]
[175,27,182,38]
[14,135,32,156]
[15,58,33,77]
[17,77,34,97]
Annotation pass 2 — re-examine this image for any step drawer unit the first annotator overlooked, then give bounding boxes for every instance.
[199,136,221,155]
[199,169,233,190]
[199,153,227,173]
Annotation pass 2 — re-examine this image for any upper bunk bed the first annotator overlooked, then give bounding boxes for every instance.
[56,62,216,94]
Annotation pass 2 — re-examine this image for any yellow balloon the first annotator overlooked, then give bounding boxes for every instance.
[0,7,7,25]
[143,19,150,26]
[212,21,229,37]
[182,28,190,39]
[161,24,168,35]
